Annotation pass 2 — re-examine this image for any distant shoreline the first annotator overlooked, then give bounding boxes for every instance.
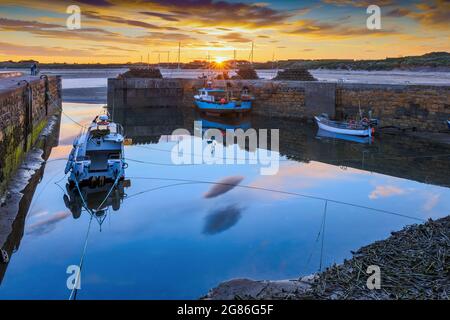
[2,51,449,72]
[2,66,450,73]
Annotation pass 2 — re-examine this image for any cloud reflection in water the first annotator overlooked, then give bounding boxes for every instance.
[26,211,71,236]
[203,204,244,235]
[203,176,244,199]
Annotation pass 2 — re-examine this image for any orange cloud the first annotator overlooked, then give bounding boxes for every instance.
[411,0,450,29]
[219,32,252,43]
[322,0,394,7]
[285,19,400,39]
[0,0,447,62]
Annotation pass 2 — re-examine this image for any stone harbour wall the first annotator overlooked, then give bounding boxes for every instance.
[107,78,450,132]
[108,78,336,118]
[336,84,450,132]
[0,76,61,195]
[179,79,312,118]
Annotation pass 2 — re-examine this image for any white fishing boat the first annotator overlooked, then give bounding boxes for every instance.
[314,114,374,137]
[316,128,373,144]
[65,114,127,186]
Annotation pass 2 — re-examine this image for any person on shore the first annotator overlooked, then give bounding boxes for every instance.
[30,62,39,76]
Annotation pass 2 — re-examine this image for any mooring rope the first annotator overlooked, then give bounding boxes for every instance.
[68,213,93,301]
[305,200,328,271]
[125,157,199,167]
[319,201,327,272]
[68,178,92,300]
[134,144,450,166]
[52,98,450,167]
[61,110,88,129]
[67,172,122,300]
[95,174,122,211]
[126,176,425,222]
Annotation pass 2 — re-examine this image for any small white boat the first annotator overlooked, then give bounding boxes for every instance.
[315,114,374,137]
[316,128,373,144]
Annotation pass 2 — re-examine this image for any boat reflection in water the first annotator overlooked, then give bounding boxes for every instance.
[197,114,254,155]
[199,114,252,132]
[316,128,374,144]
[63,180,131,226]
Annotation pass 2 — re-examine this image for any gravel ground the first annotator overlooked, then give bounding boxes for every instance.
[204,216,449,300]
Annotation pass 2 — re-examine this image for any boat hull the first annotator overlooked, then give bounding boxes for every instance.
[315,116,371,137]
[316,128,372,144]
[67,158,126,186]
[194,99,252,115]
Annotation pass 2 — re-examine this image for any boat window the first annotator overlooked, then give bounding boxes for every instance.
[97,124,109,131]
[109,153,121,159]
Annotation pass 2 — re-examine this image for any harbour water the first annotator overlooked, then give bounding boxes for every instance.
[4,68,450,85]
[0,77,449,300]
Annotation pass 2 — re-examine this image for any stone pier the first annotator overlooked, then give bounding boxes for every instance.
[0,74,62,196]
[108,78,450,132]
[0,73,62,277]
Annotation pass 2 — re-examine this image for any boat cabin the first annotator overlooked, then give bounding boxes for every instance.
[76,116,124,171]
[197,88,227,103]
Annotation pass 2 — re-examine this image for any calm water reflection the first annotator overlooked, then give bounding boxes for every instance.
[0,102,449,299]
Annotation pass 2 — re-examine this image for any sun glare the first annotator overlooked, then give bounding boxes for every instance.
[214,56,227,64]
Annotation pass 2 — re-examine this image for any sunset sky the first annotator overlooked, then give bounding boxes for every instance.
[0,0,448,63]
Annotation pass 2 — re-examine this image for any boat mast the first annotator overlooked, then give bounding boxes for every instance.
[233,49,237,74]
[208,51,212,80]
[250,41,254,66]
[177,42,181,71]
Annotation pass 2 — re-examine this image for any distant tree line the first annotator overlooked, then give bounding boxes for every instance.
[1,52,448,71]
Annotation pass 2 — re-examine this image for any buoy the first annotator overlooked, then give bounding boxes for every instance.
[220,98,226,104]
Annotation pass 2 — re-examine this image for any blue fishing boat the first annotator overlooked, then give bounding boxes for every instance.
[65,115,127,187]
[194,87,252,116]
[447,120,450,129]
[199,114,252,131]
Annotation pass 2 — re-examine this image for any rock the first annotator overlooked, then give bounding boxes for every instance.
[234,67,259,80]
[273,68,316,81]
[202,278,314,300]
[118,67,163,79]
